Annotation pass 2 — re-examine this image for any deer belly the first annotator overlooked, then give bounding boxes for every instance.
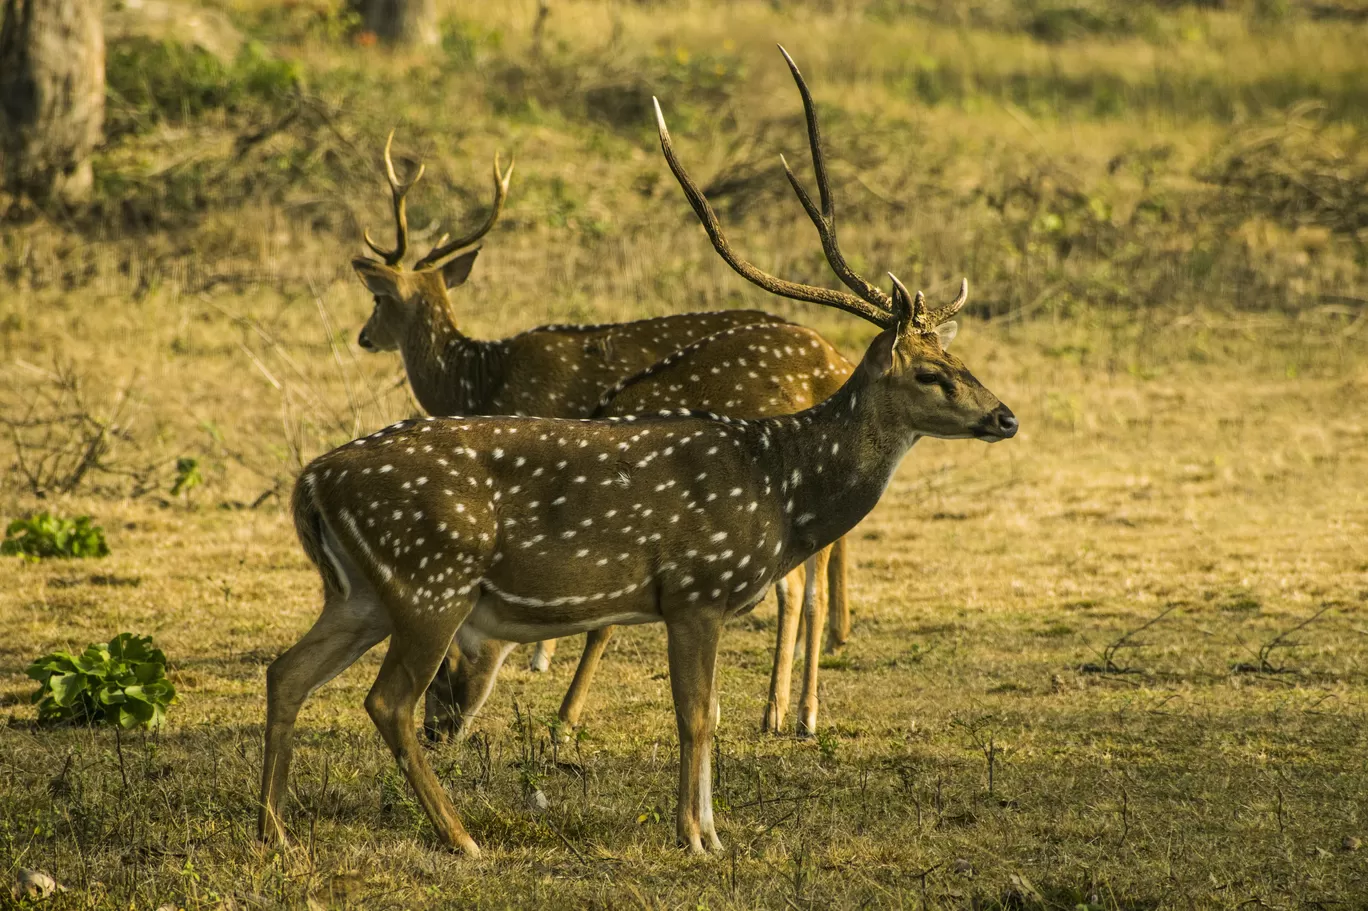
[462,587,660,644]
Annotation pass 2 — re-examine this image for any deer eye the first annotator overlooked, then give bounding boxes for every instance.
[915,372,942,386]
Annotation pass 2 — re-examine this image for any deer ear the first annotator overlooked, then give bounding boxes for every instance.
[933,320,958,348]
[352,257,401,300]
[862,328,899,378]
[439,247,481,289]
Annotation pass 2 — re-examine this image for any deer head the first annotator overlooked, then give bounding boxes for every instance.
[855,276,1016,443]
[652,45,1016,447]
[352,131,514,353]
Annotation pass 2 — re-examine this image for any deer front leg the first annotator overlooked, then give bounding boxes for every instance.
[825,535,850,652]
[665,608,724,854]
[529,638,558,672]
[762,567,805,733]
[425,635,516,743]
[797,548,831,739]
[558,626,616,729]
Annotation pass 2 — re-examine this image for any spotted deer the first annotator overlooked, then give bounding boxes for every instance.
[259,49,1016,856]
[351,132,786,671]
[426,320,856,741]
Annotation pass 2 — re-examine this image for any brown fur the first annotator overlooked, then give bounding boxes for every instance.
[353,254,785,675]
[354,257,785,420]
[426,321,859,739]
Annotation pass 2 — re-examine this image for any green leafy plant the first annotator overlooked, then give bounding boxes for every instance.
[26,633,177,729]
[2,513,110,560]
[170,456,204,498]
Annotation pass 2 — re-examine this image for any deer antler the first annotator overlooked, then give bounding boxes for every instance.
[887,274,969,332]
[363,130,426,267]
[653,97,897,330]
[776,46,895,312]
[926,277,968,325]
[776,47,970,332]
[413,153,516,270]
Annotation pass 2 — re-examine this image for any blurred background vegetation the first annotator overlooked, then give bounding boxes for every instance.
[0,0,1365,500]
[1,0,1364,318]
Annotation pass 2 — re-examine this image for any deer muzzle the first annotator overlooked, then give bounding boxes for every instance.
[975,404,1018,442]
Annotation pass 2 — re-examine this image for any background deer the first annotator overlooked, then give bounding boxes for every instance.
[260,49,1016,856]
[351,133,787,672]
[426,320,856,741]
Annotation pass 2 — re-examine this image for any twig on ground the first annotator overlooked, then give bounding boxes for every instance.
[1233,603,1338,674]
[1081,603,1181,674]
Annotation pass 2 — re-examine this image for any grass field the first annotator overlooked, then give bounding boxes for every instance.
[2,0,1367,908]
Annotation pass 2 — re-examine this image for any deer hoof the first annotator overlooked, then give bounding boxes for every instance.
[761,705,784,734]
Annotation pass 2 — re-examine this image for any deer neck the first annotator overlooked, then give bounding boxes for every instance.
[397,298,506,417]
[762,372,921,559]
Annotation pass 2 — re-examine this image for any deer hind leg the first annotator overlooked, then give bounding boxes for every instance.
[529,638,558,672]
[259,585,389,845]
[665,607,724,854]
[558,626,616,730]
[425,635,516,743]
[365,600,481,856]
[797,548,831,739]
[762,566,805,733]
[825,535,850,653]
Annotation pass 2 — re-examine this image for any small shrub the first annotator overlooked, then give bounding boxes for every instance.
[27,633,177,729]
[0,361,148,496]
[2,513,110,560]
[816,728,840,763]
[170,457,204,498]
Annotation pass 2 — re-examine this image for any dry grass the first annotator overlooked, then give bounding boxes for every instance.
[1,301,1365,908]
[2,0,1368,908]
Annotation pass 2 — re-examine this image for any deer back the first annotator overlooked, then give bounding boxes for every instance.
[593,322,853,420]
[483,310,791,418]
[298,411,799,636]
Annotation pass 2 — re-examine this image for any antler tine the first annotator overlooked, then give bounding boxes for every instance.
[926,277,969,325]
[363,130,426,267]
[654,97,895,330]
[413,153,516,271]
[777,46,893,311]
[887,273,928,330]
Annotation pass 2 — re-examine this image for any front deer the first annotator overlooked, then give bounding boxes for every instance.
[259,47,1016,856]
[427,320,855,741]
[351,134,783,672]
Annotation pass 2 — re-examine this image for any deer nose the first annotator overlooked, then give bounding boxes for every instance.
[357,329,376,352]
[991,405,1018,438]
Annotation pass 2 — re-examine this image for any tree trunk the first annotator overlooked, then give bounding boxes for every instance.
[0,0,105,207]
[361,0,439,47]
